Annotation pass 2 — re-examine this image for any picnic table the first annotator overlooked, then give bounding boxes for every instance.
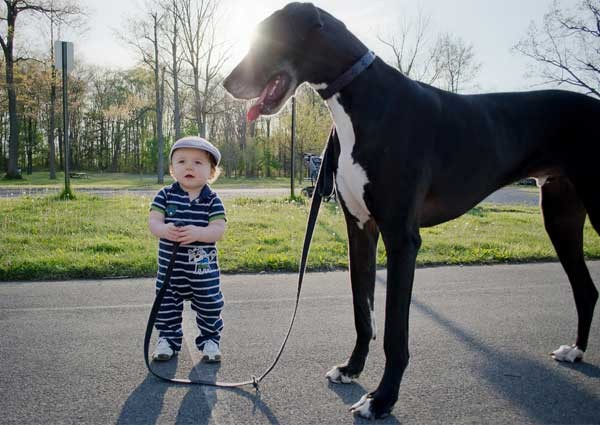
[69,172,89,179]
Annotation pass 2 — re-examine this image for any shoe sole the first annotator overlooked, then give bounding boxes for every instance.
[202,354,221,363]
[152,353,172,361]
[152,351,177,361]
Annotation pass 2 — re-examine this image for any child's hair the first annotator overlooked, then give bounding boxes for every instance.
[207,154,221,184]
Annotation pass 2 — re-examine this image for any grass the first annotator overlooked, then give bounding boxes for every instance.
[0,171,292,189]
[1,195,599,281]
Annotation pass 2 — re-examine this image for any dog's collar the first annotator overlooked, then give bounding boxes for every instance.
[316,51,376,100]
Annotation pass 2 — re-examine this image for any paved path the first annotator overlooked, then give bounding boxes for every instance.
[1,262,599,424]
[0,185,540,206]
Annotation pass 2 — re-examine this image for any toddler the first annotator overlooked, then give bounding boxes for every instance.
[149,136,226,363]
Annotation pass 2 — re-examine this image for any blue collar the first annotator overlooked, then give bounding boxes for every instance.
[317,51,376,100]
[173,182,214,201]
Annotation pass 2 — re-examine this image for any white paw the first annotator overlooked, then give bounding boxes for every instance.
[326,366,354,384]
[551,345,584,363]
[350,394,373,419]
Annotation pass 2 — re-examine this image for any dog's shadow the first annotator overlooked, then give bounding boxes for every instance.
[555,360,600,378]
[412,298,600,423]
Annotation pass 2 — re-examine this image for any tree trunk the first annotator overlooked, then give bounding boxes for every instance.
[48,65,57,179]
[5,53,20,178]
[171,3,181,140]
[48,17,57,179]
[154,13,165,184]
[2,5,20,178]
[26,117,33,175]
[193,67,203,137]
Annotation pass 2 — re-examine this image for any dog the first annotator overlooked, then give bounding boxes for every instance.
[223,2,600,419]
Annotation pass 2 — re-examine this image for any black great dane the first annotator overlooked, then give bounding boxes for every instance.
[223,2,600,419]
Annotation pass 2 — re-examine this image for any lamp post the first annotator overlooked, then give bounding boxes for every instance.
[55,41,74,198]
[290,96,296,198]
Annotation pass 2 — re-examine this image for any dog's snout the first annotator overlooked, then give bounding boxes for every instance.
[223,74,234,94]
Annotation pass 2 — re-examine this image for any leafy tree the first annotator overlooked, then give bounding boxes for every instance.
[0,0,82,179]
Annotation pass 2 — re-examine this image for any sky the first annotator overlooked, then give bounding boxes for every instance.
[70,0,556,93]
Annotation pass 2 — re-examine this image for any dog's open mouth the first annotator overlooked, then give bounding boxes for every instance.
[247,72,291,121]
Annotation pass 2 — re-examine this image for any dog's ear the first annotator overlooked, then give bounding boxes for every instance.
[283,2,323,41]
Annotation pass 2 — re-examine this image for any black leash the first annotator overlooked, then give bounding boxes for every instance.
[144,135,335,389]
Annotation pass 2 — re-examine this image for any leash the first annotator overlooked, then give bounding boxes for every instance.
[144,136,335,389]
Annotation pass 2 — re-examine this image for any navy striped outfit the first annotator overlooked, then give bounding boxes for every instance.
[150,182,226,352]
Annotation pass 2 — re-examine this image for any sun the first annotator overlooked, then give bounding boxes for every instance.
[220,3,263,65]
[221,1,288,66]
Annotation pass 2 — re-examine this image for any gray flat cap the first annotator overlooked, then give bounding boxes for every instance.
[169,136,221,165]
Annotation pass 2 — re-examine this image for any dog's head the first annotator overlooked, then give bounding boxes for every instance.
[223,2,366,121]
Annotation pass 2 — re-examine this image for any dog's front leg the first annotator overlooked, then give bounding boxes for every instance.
[327,217,379,384]
[351,226,421,419]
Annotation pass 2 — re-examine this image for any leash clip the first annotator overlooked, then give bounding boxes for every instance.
[251,375,260,393]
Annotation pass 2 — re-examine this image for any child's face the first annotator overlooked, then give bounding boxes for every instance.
[170,148,214,193]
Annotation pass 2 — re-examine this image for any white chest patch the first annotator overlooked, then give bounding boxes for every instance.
[326,96,371,229]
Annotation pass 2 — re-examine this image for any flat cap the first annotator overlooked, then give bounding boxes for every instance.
[169,136,221,165]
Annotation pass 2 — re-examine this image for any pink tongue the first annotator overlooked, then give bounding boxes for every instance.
[247,81,273,122]
[247,103,262,122]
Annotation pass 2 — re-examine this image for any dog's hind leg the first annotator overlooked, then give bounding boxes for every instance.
[541,177,598,362]
[326,217,379,384]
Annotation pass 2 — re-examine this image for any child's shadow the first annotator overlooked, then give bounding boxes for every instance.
[175,362,221,424]
[117,358,180,425]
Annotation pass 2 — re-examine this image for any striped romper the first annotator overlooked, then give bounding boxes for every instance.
[150,182,226,352]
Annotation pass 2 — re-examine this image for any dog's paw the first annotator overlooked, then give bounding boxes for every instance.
[350,394,374,419]
[350,394,390,419]
[326,365,355,384]
[551,345,583,363]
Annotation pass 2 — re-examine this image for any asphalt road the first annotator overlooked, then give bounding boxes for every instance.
[1,262,599,424]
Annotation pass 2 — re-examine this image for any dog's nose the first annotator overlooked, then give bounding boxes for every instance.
[223,73,233,93]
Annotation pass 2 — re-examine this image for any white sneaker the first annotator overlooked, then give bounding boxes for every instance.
[202,340,221,363]
[152,337,174,361]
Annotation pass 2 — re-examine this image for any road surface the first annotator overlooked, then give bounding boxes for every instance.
[1,262,598,424]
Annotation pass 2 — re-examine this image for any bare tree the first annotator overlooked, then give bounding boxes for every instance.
[177,0,217,138]
[377,9,442,85]
[163,0,182,140]
[378,12,480,92]
[199,15,228,138]
[515,0,600,97]
[0,0,81,178]
[436,33,481,93]
[123,1,167,183]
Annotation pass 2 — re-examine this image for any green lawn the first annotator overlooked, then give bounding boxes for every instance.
[1,195,599,281]
[0,171,292,189]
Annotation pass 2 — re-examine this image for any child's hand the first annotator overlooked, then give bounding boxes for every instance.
[176,225,202,245]
[162,222,182,242]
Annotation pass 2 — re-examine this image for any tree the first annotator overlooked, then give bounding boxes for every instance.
[378,13,480,93]
[377,9,442,85]
[436,33,481,93]
[164,0,182,140]
[124,1,167,183]
[0,0,81,179]
[177,0,217,138]
[515,0,600,97]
